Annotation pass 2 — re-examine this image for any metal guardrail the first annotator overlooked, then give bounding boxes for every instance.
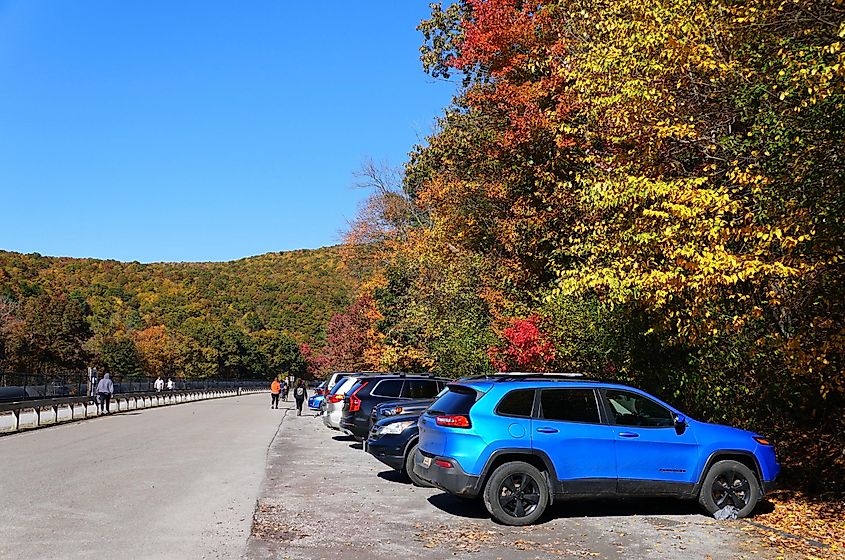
[0,372,267,402]
[0,387,267,434]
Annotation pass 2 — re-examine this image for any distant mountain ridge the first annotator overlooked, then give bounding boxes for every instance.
[0,246,358,377]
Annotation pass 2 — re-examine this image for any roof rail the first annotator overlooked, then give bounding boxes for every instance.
[495,372,586,378]
[463,372,600,383]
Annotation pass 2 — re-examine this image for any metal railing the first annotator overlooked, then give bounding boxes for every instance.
[0,385,267,434]
[0,371,267,402]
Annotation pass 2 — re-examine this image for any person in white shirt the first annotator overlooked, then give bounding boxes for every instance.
[166,378,174,391]
[154,376,164,392]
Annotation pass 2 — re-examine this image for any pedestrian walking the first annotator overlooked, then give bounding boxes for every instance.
[270,377,281,409]
[97,373,114,414]
[281,379,289,401]
[293,379,307,416]
[166,378,174,391]
[154,376,164,392]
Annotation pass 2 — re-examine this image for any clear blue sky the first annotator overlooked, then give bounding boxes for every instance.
[0,1,456,262]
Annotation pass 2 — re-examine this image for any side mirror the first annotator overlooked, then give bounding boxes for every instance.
[674,414,687,435]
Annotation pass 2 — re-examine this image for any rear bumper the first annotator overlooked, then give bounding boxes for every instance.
[340,414,370,439]
[323,408,342,429]
[412,449,482,498]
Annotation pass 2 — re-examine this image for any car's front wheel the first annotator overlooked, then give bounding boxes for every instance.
[698,459,761,518]
[404,444,433,487]
[483,461,549,526]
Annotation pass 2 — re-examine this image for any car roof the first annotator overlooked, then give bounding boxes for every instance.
[446,377,683,414]
[353,373,446,382]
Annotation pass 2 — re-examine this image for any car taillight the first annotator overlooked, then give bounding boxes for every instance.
[435,415,471,428]
[348,382,369,413]
[434,459,453,469]
[328,394,344,404]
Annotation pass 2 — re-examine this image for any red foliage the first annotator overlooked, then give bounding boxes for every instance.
[451,0,574,149]
[453,0,539,76]
[314,295,377,373]
[488,315,556,372]
[299,342,321,377]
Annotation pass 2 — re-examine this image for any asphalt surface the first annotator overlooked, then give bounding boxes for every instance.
[246,406,787,560]
[0,392,283,560]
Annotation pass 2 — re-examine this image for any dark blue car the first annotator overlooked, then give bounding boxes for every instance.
[367,412,432,487]
[413,374,779,525]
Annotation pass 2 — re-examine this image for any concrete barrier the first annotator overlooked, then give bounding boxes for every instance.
[0,412,16,432]
[56,404,73,423]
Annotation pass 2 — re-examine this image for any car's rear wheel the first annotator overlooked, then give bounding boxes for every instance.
[483,461,548,526]
[698,459,760,518]
[404,444,433,487]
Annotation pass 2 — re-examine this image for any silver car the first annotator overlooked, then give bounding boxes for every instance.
[322,374,363,430]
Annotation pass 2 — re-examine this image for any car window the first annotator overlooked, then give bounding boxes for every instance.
[402,379,439,399]
[539,389,600,423]
[328,377,349,395]
[496,389,534,418]
[334,377,359,395]
[371,379,404,398]
[428,386,478,415]
[605,390,674,427]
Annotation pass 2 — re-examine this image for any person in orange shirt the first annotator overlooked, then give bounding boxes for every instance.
[270,377,281,409]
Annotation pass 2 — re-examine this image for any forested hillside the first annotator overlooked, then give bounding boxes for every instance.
[0,247,357,378]
[323,0,844,501]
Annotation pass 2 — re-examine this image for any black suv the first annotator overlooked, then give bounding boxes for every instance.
[340,374,448,440]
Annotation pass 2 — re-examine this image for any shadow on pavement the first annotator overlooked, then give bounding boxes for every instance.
[332,434,355,442]
[349,442,363,450]
[427,493,490,520]
[377,470,412,485]
[428,493,712,524]
[549,498,702,519]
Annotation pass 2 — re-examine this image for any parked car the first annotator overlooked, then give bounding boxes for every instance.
[367,413,432,487]
[325,372,357,392]
[413,373,780,526]
[323,374,365,430]
[308,381,327,411]
[340,374,448,441]
[370,398,437,432]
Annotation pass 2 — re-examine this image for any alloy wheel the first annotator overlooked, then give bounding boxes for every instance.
[711,469,751,509]
[498,473,541,518]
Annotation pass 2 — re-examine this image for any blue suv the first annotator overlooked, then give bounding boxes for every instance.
[413,374,779,525]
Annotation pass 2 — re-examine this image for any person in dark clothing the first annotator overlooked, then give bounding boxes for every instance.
[97,373,114,414]
[293,380,307,416]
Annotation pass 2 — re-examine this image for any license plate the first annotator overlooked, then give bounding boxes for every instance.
[422,456,432,468]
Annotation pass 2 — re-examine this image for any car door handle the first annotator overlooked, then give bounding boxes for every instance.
[618,432,640,438]
[536,427,559,434]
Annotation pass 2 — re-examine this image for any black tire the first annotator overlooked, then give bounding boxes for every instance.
[404,444,433,487]
[482,461,549,526]
[698,460,760,518]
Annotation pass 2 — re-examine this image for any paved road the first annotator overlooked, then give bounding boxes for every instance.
[0,392,282,560]
[246,411,787,560]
